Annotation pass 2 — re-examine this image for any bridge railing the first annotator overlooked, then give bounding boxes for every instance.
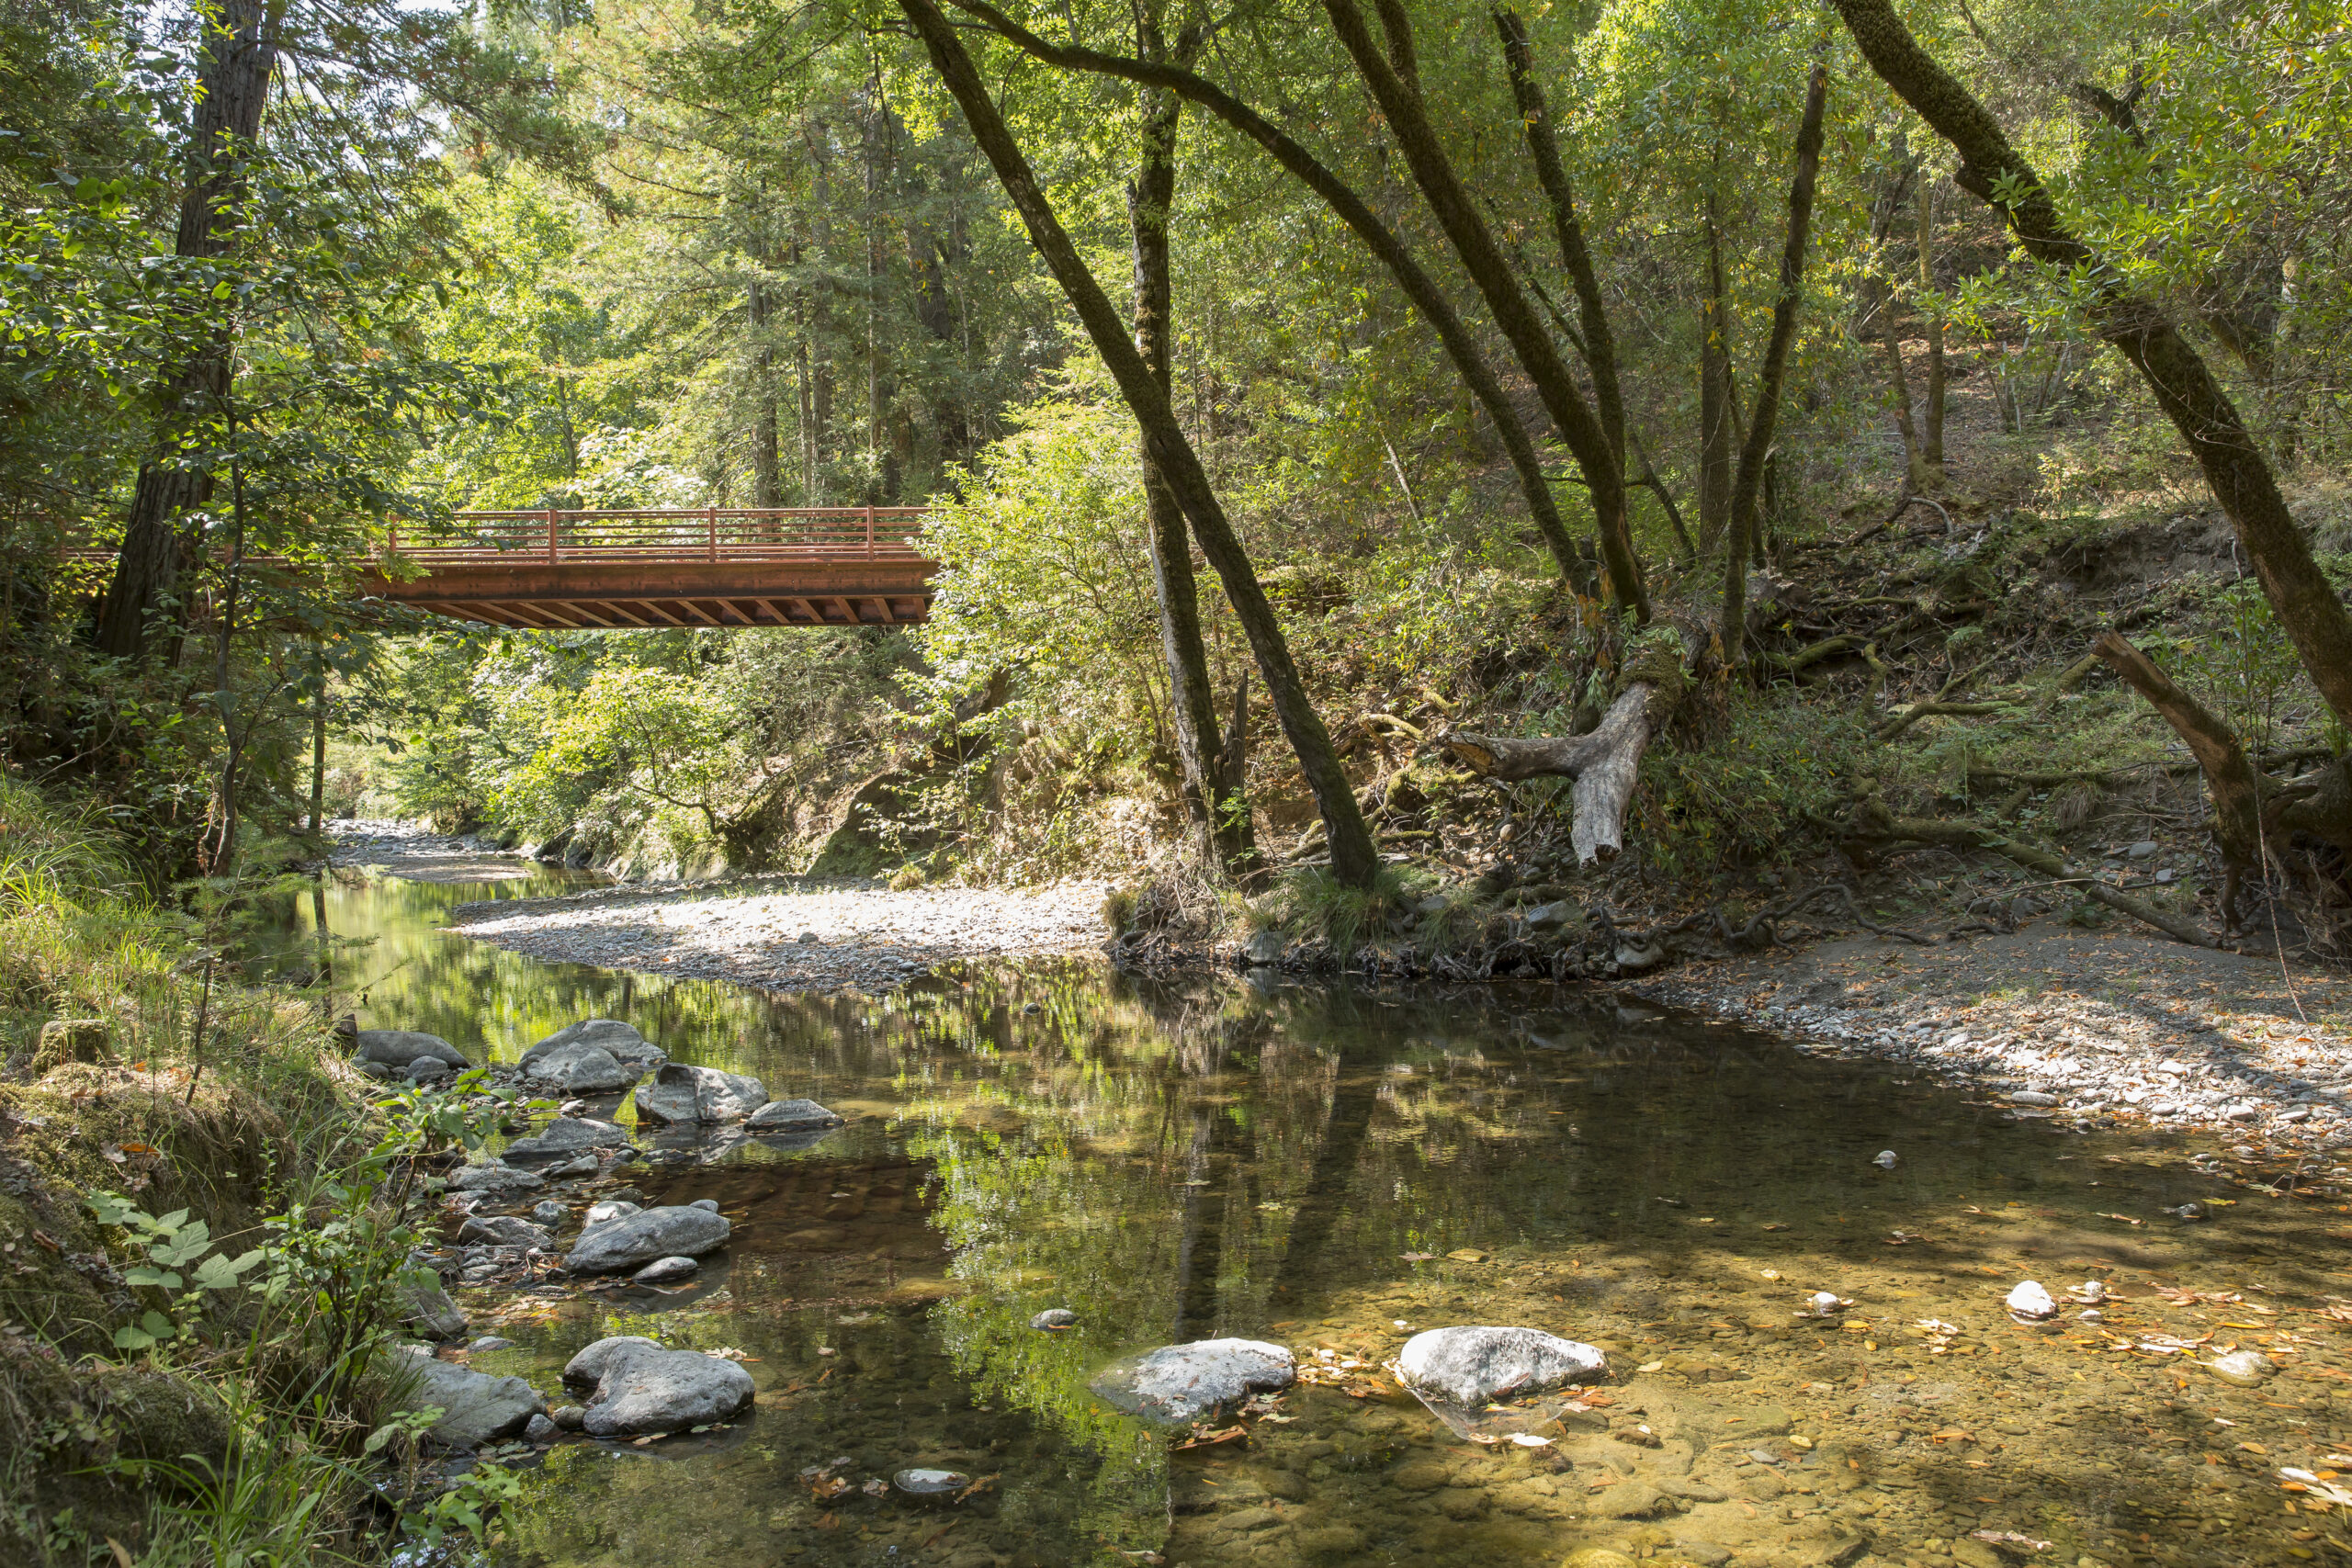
[386,506,931,564]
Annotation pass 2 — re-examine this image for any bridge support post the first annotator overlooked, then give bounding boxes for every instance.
[546,507,559,563]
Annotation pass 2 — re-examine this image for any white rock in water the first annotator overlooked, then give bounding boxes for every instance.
[2006,1280,2058,1323]
[1871,1150,1898,1169]
[1807,1292,1845,1315]
[894,1468,970,1495]
[584,1200,641,1226]
[1394,1325,1607,1407]
[2209,1349,2275,1387]
[1090,1338,1295,1424]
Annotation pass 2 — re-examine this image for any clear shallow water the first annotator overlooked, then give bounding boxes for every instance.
[277,863,2352,1568]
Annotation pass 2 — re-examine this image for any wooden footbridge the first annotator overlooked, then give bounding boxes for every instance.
[363,507,934,630]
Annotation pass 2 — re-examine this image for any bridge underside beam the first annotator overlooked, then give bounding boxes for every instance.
[358,560,935,631]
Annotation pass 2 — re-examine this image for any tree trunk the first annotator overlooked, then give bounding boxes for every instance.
[1832,0,2352,734]
[899,0,1380,888]
[96,0,277,662]
[1127,17,1248,875]
[1917,175,1946,478]
[2090,631,2259,918]
[1319,0,1647,619]
[1719,62,1827,665]
[948,0,1600,599]
[748,276,784,509]
[1697,185,1737,555]
[1868,164,1929,493]
[1494,7,1623,468]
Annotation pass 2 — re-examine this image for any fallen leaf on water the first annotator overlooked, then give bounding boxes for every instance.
[1400,1251,1435,1262]
[1446,1248,1488,1263]
[2096,1213,2144,1226]
[1971,1531,2053,1551]
[955,1473,999,1502]
[1760,1223,1790,1232]
[1509,1434,1554,1448]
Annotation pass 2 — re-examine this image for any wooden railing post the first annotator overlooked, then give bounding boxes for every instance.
[386,524,399,557]
[707,504,718,563]
[864,505,875,558]
[546,507,559,563]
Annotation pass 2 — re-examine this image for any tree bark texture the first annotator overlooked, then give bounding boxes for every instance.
[748,275,785,508]
[948,0,1600,599]
[1721,61,1825,662]
[1719,62,1827,664]
[1321,0,1647,618]
[96,0,277,661]
[1832,0,2352,733]
[1494,7,1623,467]
[2090,632,2260,873]
[1126,17,1250,874]
[899,0,1381,887]
[1917,176,1946,474]
[1697,186,1737,554]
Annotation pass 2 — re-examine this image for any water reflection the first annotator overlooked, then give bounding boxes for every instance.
[299,863,2341,1568]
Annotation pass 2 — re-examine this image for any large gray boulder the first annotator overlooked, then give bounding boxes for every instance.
[356,1030,469,1069]
[746,1098,843,1134]
[396,1275,468,1341]
[503,1116,630,1159]
[516,1040,635,1094]
[565,1205,731,1274]
[1091,1338,1295,1424]
[522,1019,665,1072]
[1394,1326,1607,1407]
[385,1347,546,1449]
[560,1336,754,1436]
[634,1063,767,1126]
[446,1162,545,1194]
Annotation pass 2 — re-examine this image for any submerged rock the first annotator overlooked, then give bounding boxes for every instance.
[356,1030,469,1069]
[457,1214,550,1249]
[384,1347,545,1450]
[530,1200,570,1228]
[894,1468,970,1495]
[1871,1150,1899,1169]
[565,1205,731,1274]
[560,1336,754,1435]
[1091,1338,1295,1424]
[1031,1308,1079,1331]
[447,1163,545,1193]
[1242,930,1287,965]
[746,1097,845,1134]
[1394,1325,1607,1407]
[504,1116,630,1158]
[634,1063,768,1125]
[2209,1349,2275,1387]
[631,1256,700,1284]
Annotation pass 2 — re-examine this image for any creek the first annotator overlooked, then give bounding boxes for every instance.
[271,857,2347,1568]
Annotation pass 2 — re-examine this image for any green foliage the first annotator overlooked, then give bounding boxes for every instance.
[1636,695,1871,878]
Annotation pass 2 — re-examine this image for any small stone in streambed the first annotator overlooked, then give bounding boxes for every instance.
[549,1404,587,1430]
[468,1336,517,1353]
[407,1057,452,1083]
[2209,1349,2275,1387]
[530,1201,569,1228]
[547,1155,599,1179]
[447,1163,545,1194]
[584,1200,641,1226]
[559,1099,588,1117]
[1031,1308,1078,1331]
[746,1097,844,1134]
[1091,1338,1295,1424]
[2008,1089,2060,1107]
[632,1256,700,1284]
[894,1468,971,1495]
[524,1414,558,1442]
[688,1199,719,1213]
[1871,1149,1898,1169]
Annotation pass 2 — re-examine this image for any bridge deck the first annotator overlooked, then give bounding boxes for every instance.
[363,507,935,630]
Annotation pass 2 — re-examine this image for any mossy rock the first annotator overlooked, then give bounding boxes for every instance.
[31,1018,108,1075]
